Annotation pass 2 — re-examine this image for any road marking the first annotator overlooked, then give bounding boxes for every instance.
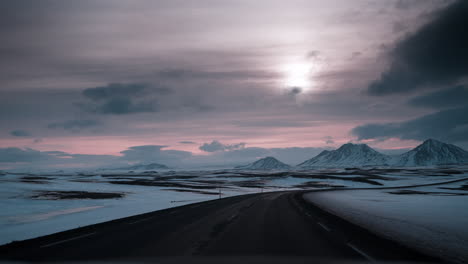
[40,232,96,248]
[228,213,238,222]
[128,217,153,225]
[347,243,376,262]
[317,222,331,232]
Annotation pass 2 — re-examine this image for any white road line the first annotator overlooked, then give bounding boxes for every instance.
[128,217,153,225]
[347,243,376,262]
[40,232,96,248]
[228,213,238,222]
[317,222,331,232]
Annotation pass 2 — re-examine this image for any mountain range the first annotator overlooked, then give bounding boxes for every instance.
[237,139,468,170]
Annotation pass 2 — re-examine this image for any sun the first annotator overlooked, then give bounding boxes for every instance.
[281,62,312,91]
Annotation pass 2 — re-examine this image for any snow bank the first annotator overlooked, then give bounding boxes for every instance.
[304,180,468,263]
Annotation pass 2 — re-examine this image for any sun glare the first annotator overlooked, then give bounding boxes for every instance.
[282,62,312,91]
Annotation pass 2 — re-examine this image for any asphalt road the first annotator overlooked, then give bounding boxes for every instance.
[0,191,439,262]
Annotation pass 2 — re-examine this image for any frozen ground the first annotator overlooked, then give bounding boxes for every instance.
[1,166,468,247]
[304,172,468,263]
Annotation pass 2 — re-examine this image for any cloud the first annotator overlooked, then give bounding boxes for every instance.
[368,0,468,95]
[351,106,468,142]
[0,147,49,162]
[120,145,192,165]
[394,0,414,10]
[408,85,468,109]
[47,119,101,131]
[306,50,320,59]
[348,51,362,60]
[199,140,246,152]
[156,68,277,81]
[0,142,332,170]
[194,141,330,166]
[285,87,303,96]
[80,83,170,115]
[10,130,31,137]
[323,136,335,145]
[0,147,119,170]
[179,141,196,144]
[198,146,330,166]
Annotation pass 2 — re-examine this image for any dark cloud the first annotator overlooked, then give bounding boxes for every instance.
[232,119,312,128]
[352,106,468,142]
[324,136,335,145]
[186,145,330,167]
[10,130,31,137]
[47,119,101,131]
[156,69,276,81]
[89,98,156,115]
[0,143,331,170]
[83,83,146,101]
[285,87,303,96]
[394,0,413,10]
[0,147,49,162]
[179,141,196,144]
[81,83,170,115]
[306,50,320,59]
[120,145,192,165]
[199,140,246,152]
[408,85,468,109]
[348,51,362,60]
[0,147,117,166]
[211,146,330,166]
[368,0,468,95]
[392,21,409,33]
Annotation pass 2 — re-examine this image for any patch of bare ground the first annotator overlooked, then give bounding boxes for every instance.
[31,191,125,200]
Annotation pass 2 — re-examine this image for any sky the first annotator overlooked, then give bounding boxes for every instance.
[1,0,467,169]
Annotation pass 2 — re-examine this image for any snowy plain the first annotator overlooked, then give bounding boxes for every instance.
[304,170,468,263]
[1,166,468,252]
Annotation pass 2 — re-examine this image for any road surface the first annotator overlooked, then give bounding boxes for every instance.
[0,191,438,262]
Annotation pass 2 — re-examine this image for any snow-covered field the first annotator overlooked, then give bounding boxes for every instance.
[1,166,468,249]
[304,171,468,263]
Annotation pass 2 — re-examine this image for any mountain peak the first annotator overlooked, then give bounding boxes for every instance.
[235,156,291,170]
[298,143,388,168]
[337,143,376,154]
[422,138,443,145]
[396,139,468,166]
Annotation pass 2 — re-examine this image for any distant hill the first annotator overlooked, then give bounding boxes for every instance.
[297,139,468,168]
[235,157,291,170]
[120,163,170,170]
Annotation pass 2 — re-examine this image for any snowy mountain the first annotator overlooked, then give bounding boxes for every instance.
[297,143,389,168]
[297,139,468,168]
[394,139,468,166]
[121,163,170,170]
[235,157,291,170]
